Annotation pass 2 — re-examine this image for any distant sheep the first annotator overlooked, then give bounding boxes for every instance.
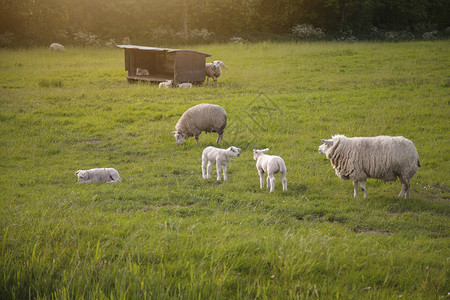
[159,80,173,88]
[318,135,420,198]
[75,168,121,183]
[253,149,287,192]
[173,103,227,145]
[178,83,193,88]
[205,60,227,85]
[136,68,149,76]
[49,43,65,52]
[202,146,241,181]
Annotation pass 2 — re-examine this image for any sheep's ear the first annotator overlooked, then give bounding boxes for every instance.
[321,139,333,147]
[220,62,228,69]
[171,131,176,134]
[75,170,80,175]
[262,148,269,152]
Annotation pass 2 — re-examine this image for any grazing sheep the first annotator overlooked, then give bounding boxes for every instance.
[318,135,420,198]
[159,80,173,88]
[173,103,227,145]
[253,148,287,193]
[49,43,65,52]
[75,168,121,183]
[136,68,150,76]
[202,146,241,181]
[178,83,193,88]
[205,60,227,85]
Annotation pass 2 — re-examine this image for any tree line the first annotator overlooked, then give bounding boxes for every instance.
[0,0,448,47]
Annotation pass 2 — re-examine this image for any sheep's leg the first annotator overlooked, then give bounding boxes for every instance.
[266,175,271,190]
[353,181,359,198]
[206,162,213,179]
[216,133,223,143]
[398,177,410,198]
[216,162,221,180]
[202,159,207,178]
[359,180,367,198]
[195,135,199,144]
[222,165,228,181]
[282,172,287,191]
[268,175,276,193]
[258,170,265,189]
[213,77,217,86]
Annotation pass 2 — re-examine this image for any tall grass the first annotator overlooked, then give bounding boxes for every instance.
[0,42,449,299]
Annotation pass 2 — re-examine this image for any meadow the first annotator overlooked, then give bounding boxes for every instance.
[0,41,449,299]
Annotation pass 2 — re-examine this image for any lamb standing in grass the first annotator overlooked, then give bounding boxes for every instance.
[318,135,420,198]
[205,60,227,85]
[202,146,241,180]
[173,103,227,145]
[253,149,287,193]
[159,80,173,88]
[75,168,121,183]
[178,83,193,88]
[49,43,65,52]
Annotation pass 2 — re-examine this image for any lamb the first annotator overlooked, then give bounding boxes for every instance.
[159,80,173,88]
[178,83,193,88]
[136,68,150,76]
[173,103,227,145]
[253,149,287,193]
[205,60,227,85]
[75,168,121,183]
[318,135,420,198]
[49,43,65,52]
[202,146,241,180]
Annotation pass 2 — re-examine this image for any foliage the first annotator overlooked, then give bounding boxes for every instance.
[291,24,326,41]
[0,42,449,299]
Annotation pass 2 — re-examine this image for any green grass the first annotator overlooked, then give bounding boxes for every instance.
[0,41,449,299]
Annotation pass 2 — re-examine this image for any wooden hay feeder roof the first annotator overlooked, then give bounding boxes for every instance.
[117,45,212,84]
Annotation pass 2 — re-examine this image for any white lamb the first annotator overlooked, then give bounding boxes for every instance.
[318,135,420,198]
[202,146,241,181]
[178,83,193,88]
[205,60,227,85]
[159,80,173,88]
[253,149,287,193]
[49,43,65,52]
[75,168,121,183]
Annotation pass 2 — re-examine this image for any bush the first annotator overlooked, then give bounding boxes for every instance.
[291,24,325,41]
[73,30,100,47]
[0,31,16,48]
[228,36,250,44]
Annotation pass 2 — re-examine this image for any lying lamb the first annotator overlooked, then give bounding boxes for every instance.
[253,149,287,193]
[173,103,227,145]
[178,83,193,88]
[49,43,65,52]
[75,168,121,183]
[202,146,241,181]
[318,135,420,198]
[159,80,173,88]
[205,60,227,85]
[136,68,150,76]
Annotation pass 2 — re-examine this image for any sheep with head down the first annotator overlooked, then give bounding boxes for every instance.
[49,43,65,52]
[173,103,227,145]
[318,135,420,198]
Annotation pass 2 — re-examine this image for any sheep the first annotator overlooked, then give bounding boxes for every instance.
[173,103,227,145]
[49,43,65,52]
[159,80,173,88]
[318,135,420,198]
[136,68,150,76]
[253,148,287,193]
[205,60,227,85]
[178,83,193,88]
[75,168,121,183]
[202,146,241,181]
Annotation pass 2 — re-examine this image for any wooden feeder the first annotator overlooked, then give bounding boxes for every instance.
[117,45,212,84]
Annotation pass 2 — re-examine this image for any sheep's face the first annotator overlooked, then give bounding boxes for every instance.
[228,146,241,157]
[318,139,333,155]
[173,131,187,145]
[75,170,87,182]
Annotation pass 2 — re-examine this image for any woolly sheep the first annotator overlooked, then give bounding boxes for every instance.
[75,168,121,183]
[178,83,193,88]
[202,146,241,180]
[173,103,227,145]
[253,148,287,193]
[136,68,150,76]
[318,135,420,198]
[159,80,173,88]
[205,60,227,85]
[49,43,65,52]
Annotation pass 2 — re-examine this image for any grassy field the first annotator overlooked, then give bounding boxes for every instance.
[0,41,449,299]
